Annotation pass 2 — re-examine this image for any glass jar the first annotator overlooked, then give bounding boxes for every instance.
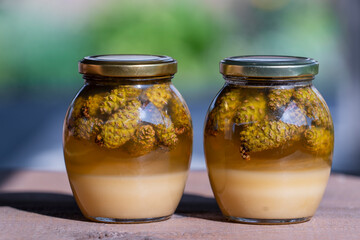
[204,56,333,224]
[63,55,192,223]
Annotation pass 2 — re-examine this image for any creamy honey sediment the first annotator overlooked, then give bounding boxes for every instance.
[69,171,188,219]
[208,166,330,219]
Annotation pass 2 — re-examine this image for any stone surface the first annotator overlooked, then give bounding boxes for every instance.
[0,170,359,240]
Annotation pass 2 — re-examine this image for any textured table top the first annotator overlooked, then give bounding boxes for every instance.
[0,170,359,240]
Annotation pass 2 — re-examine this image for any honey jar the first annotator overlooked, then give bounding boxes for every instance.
[63,55,192,223]
[204,56,333,224]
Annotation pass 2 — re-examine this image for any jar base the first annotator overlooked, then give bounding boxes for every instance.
[86,215,172,224]
[225,216,311,225]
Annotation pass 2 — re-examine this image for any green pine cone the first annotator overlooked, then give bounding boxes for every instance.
[97,100,141,148]
[154,123,178,149]
[144,84,172,109]
[209,89,241,132]
[268,88,294,110]
[169,98,191,135]
[127,125,157,156]
[293,87,317,106]
[309,108,331,128]
[240,120,303,154]
[234,93,267,124]
[72,96,86,118]
[100,87,141,115]
[82,94,104,118]
[73,117,103,141]
[293,87,331,128]
[68,96,86,130]
[303,127,333,155]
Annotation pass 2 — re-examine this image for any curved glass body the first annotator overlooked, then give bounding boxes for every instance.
[63,77,192,223]
[204,78,333,224]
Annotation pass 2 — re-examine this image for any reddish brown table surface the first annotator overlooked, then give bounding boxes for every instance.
[0,170,359,240]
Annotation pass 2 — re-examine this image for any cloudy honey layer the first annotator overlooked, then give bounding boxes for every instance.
[209,166,330,219]
[69,171,188,220]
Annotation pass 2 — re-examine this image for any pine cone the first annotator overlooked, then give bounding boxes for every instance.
[154,123,178,149]
[144,84,172,109]
[72,96,86,118]
[303,127,333,155]
[72,117,103,141]
[234,93,267,124]
[293,87,331,128]
[82,94,104,118]
[208,89,241,132]
[169,98,192,135]
[268,88,294,110]
[240,120,303,153]
[127,125,157,156]
[100,87,141,115]
[97,100,141,148]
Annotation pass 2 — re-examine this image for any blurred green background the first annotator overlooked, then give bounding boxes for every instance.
[0,0,342,97]
[0,0,359,174]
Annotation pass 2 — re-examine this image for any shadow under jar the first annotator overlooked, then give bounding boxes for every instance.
[63,55,192,223]
[204,56,334,224]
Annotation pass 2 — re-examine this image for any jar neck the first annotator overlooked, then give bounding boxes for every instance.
[223,75,314,87]
[83,74,173,86]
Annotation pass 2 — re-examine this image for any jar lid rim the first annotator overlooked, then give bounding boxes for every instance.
[79,54,177,78]
[220,55,319,78]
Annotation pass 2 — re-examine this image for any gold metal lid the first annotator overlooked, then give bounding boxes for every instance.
[220,55,319,78]
[79,54,177,77]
